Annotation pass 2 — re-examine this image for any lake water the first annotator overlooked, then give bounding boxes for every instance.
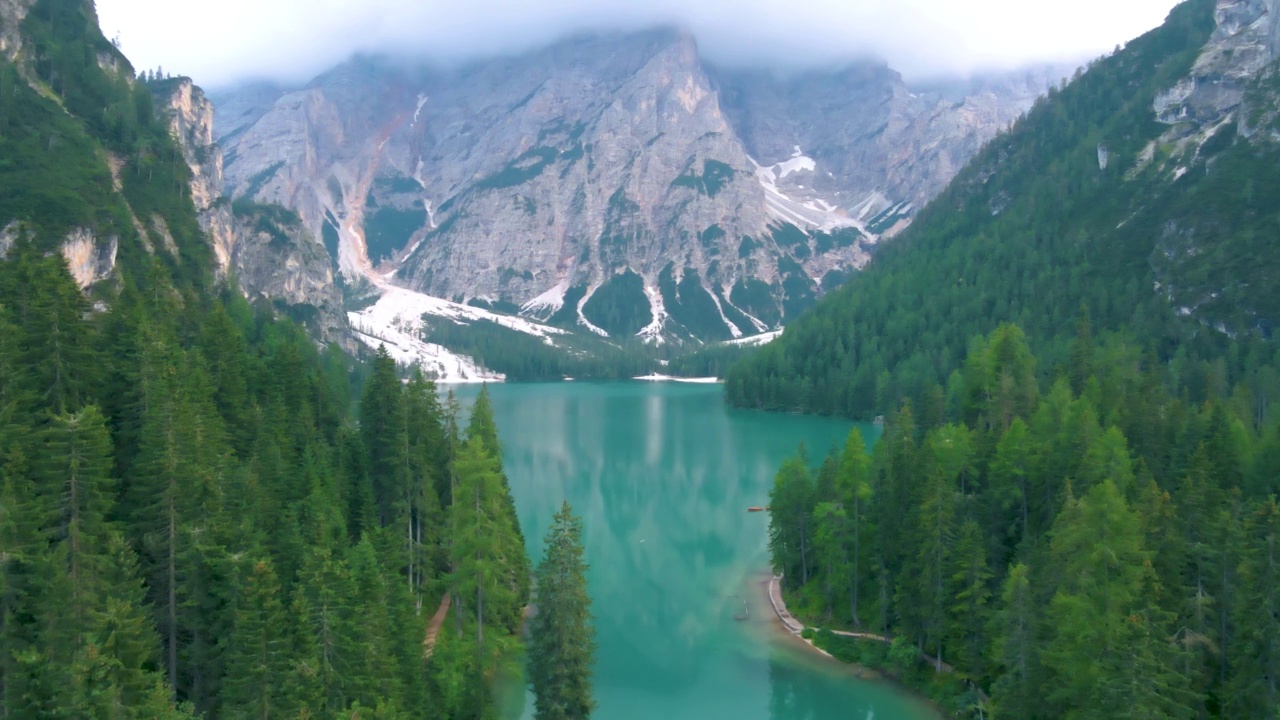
[451,382,937,720]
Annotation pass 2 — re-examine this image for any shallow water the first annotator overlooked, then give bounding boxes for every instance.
[452,382,936,720]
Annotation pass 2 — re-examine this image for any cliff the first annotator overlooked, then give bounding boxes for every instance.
[215,29,1062,343]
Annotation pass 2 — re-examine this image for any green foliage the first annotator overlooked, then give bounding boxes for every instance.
[364,205,428,265]
[239,161,283,200]
[727,0,1222,417]
[0,64,121,244]
[665,341,756,379]
[670,159,735,198]
[232,199,304,249]
[779,261,818,320]
[698,224,726,248]
[730,278,781,329]
[659,264,732,341]
[477,147,559,190]
[581,270,651,338]
[528,502,596,720]
[767,320,1280,719]
[770,222,808,249]
[0,5,538,717]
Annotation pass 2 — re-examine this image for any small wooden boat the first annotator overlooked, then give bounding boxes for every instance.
[747,506,765,513]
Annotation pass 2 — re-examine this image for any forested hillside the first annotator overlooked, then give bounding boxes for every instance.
[0,0,531,716]
[742,0,1280,716]
[770,323,1280,718]
[725,0,1280,417]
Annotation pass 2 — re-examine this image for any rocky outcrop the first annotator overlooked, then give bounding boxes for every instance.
[712,63,1063,223]
[0,220,19,258]
[0,0,34,62]
[60,228,117,289]
[217,29,1060,341]
[153,78,348,344]
[1156,0,1280,124]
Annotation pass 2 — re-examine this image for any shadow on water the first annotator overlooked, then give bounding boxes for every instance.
[451,382,935,720]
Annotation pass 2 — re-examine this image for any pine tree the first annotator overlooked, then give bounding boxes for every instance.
[988,418,1035,552]
[466,385,531,604]
[1226,497,1280,717]
[528,501,595,720]
[836,428,872,627]
[360,346,407,528]
[946,520,992,677]
[991,563,1037,720]
[1042,480,1191,719]
[811,502,852,619]
[221,554,291,719]
[898,425,965,668]
[34,407,117,629]
[768,452,815,587]
[449,439,523,661]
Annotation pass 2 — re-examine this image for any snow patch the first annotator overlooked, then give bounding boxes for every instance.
[349,282,571,382]
[722,295,768,334]
[576,284,609,337]
[349,286,508,383]
[724,329,783,347]
[636,283,671,344]
[775,155,816,179]
[521,280,569,317]
[412,94,428,126]
[424,199,438,230]
[633,374,723,384]
[749,155,863,234]
[704,283,743,338]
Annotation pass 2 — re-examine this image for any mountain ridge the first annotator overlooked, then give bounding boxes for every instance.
[213,27,1065,351]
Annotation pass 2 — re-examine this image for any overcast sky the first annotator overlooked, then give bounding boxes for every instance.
[96,0,1183,89]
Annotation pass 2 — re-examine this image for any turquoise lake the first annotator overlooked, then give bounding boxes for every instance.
[451,382,937,720]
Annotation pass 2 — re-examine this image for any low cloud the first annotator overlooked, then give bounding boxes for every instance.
[97,0,1181,88]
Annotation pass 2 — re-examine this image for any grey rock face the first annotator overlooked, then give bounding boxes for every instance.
[156,79,348,344]
[59,228,117,288]
[218,29,1059,341]
[0,0,34,63]
[1156,0,1280,124]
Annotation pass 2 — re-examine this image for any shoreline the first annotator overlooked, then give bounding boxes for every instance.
[757,574,862,669]
[757,574,949,718]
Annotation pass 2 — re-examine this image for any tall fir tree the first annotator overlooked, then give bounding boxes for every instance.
[528,501,595,720]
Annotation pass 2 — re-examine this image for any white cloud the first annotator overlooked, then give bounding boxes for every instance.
[96,0,1182,88]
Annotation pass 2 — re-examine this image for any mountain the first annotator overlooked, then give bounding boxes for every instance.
[0,0,347,341]
[727,0,1280,416]
[212,30,1064,348]
[152,77,348,342]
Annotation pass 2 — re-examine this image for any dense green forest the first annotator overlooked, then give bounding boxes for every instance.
[0,238,532,717]
[0,0,536,716]
[724,0,1280,418]
[769,322,1280,718]
[740,7,1280,711]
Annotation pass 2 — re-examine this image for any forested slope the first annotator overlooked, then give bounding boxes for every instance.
[769,323,1280,718]
[726,0,1280,417]
[0,1,531,717]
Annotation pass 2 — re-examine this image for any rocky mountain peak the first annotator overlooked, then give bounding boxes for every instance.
[216,27,1064,346]
[152,76,348,343]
